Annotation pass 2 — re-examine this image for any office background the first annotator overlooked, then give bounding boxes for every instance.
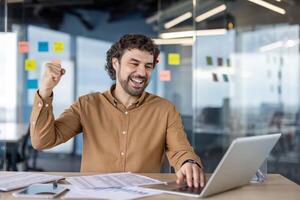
[0,0,299,184]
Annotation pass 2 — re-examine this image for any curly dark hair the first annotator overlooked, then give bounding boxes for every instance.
[105,34,160,80]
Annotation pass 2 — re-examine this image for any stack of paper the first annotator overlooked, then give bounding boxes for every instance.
[62,186,163,200]
[66,172,165,189]
[0,172,64,191]
[63,172,165,199]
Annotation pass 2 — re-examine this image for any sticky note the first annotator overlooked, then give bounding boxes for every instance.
[206,56,212,65]
[19,41,29,53]
[27,79,38,89]
[212,73,218,82]
[51,59,61,65]
[217,57,223,66]
[159,70,171,81]
[53,41,64,53]
[25,59,37,71]
[223,74,229,82]
[226,58,230,67]
[168,53,180,65]
[38,41,49,52]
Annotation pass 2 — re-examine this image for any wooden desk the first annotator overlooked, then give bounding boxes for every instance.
[1,173,300,200]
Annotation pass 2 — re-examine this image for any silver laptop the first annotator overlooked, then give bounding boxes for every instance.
[145,133,281,198]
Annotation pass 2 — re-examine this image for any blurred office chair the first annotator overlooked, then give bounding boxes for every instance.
[3,126,43,171]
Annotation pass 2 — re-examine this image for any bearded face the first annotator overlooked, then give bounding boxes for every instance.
[114,49,154,96]
[118,72,149,96]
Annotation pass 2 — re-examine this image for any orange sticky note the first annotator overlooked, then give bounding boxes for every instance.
[51,59,61,65]
[25,59,37,71]
[19,41,29,53]
[53,41,64,53]
[159,70,171,81]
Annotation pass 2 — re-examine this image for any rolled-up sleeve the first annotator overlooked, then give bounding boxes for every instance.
[30,90,82,150]
[165,105,203,172]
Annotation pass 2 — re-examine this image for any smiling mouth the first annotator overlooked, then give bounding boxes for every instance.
[129,77,145,89]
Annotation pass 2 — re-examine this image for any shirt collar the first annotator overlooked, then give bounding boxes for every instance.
[104,84,148,108]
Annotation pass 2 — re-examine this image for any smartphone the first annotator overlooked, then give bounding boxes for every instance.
[13,183,68,198]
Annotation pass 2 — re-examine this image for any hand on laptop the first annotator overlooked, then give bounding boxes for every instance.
[176,161,206,188]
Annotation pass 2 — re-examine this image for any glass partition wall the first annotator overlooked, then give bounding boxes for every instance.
[156,0,194,141]
[157,0,300,183]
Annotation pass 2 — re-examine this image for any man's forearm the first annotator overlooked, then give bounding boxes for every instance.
[30,91,57,150]
[30,90,82,150]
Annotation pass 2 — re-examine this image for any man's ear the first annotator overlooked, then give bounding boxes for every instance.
[112,58,119,71]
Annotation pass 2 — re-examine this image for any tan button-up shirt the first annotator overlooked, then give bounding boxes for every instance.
[30,85,202,172]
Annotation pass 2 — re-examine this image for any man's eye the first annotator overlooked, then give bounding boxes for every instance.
[131,63,138,66]
[146,66,153,69]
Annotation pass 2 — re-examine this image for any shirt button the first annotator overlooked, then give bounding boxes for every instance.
[121,152,125,156]
[45,104,49,107]
[38,102,42,107]
[122,131,126,135]
[125,111,128,115]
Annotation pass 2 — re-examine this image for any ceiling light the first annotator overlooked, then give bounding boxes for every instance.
[164,12,193,29]
[196,29,227,36]
[146,12,161,24]
[160,30,194,39]
[260,41,284,52]
[159,29,227,39]
[260,39,300,52]
[247,0,286,15]
[7,0,24,2]
[153,38,194,45]
[195,4,227,22]
[284,39,300,48]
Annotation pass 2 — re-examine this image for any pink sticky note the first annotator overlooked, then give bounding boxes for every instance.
[159,70,171,81]
[19,41,29,53]
[51,59,61,65]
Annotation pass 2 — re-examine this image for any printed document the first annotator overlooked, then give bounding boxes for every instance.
[62,186,163,200]
[66,172,165,189]
[0,172,64,191]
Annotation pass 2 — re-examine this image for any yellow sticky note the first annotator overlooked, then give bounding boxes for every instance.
[25,59,37,71]
[168,53,180,65]
[53,41,64,53]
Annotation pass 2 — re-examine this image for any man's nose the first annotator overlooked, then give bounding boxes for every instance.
[136,65,146,76]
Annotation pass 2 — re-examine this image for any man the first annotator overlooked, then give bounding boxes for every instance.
[30,34,205,188]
